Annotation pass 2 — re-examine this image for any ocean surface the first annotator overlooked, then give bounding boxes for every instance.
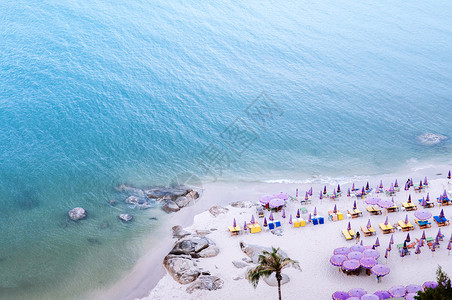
[0,0,451,298]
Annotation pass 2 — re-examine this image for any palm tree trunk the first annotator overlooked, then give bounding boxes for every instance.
[276,272,282,300]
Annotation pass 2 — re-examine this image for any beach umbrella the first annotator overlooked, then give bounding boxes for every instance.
[323,186,327,195]
[337,184,341,193]
[289,214,292,225]
[333,205,337,214]
[394,179,398,188]
[305,192,309,201]
[419,180,423,188]
[296,188,298,198]
[282,209,286,219]
[378,199,394,209]
[415,244,421,259]
[263,217,267,227]
[404,182,409,191]
[342,259,360,271]
[387,242,391,252]
[440,209,445,218]
[352,183,355,190]
[274,192,290,201]
[348,288,367,298]
[243,221,247,231]
[424,176,428,186]
[308,213,312,223]
[259,195,273,206]
[423,281,438,290]
[379,180,383,189]
[296,209,300,218]
[443,189,448,198]
[250,215,255,225]
[360,257,377,269]
[407,194,411,203]
[353,200,357,210]
[361,294,379,300]
[431,242,436,255]
[360,240,363,246]
[389,183,394,193]
[435,235,440,246]
[350,244,365,252]
[410,178,414,186]
[347,222,351,231]
[314,207,317,216]
[374,237,380,248]
[334,247,350,255]
[361,186,365,195]
[419,238,424,247]
[447,240,451,255]
[421,197,427,207]
[363,249,380,259]
[448,170,451,179]
[405,233,411,243]
[421,230,426,241]
[390,234,394,245]
[269,198,286,209]
[384,248,389,261]
[406,284,422,294]
[437,228,442,240]
[347,188,351,197]
[384,216,389,226]
[366,182,370,190]
[388,286,406,298]
[439,195,444,203]
[309,187,313,196]
[414,210,432,221]
[426,193,430,202]
[371,264,390,277]
[366,219,372,229]
[404,214,409,224]
[330,254,347,267]
[373,290,391,299]
[450,233,452,243]
[333,189,337,198]
[347,251,363,260]
[365,197,380,205]
[233,218,237,227]
[269,211,274,221]
[319,191,323,200]
[332,291,349,300]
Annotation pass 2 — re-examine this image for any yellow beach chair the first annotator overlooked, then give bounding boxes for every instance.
[342,229,352,240]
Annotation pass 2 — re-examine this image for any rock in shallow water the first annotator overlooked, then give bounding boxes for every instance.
[68,207,86,220]
[162,200,180,213]
[119,214,133,222]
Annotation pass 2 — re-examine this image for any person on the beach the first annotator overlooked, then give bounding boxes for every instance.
[355,231,360,244]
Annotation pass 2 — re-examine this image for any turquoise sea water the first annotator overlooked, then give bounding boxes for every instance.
[1,0,451,298]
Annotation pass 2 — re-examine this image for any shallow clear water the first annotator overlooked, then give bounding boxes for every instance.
[0,0,451,298]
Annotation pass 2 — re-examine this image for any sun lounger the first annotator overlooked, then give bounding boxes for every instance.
[319,216,324,224]
[434,216,450,227]
[398,220,414,231]
[379,223,395,234]
[348,210,359,218]
[249,223,262,233]
[342,229,352,240]
[441,217,449,224]
[275,220,281,228]
[348,229,356,237]
[402,202,418,211]
[268,223,275,230]
[312,218,319,225]
[367,206,382,215]
[361,226,372,237]
[228,226,241,236]
[298,218,306,227]
[354,209,363,216]
[415,219,432,229]
[387,205,399,213]
[294,220,300,228]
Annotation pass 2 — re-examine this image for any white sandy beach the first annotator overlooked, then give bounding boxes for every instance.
[142,168,452,300]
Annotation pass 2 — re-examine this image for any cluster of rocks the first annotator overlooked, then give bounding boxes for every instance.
[163,227,222,294]
[146,187,199,213]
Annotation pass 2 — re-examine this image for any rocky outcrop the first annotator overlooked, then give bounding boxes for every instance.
[145,187,192,201]
[209,206,229,217]
[232,261,248,269]
[170,236,219,258]
[162,200,180,213]
[125,196,152,209]
[172,225,191,239]
[119,214,132,222]
[68,207,86,220]
[163,254,200,284]
[186,275,223,294]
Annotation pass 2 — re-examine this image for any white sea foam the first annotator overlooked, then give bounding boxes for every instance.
[417,133,447,145]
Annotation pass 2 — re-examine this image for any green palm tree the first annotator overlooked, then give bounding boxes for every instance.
[247,247,301,300]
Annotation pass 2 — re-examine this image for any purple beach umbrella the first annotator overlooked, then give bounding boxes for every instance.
[423,281,438,290]
[426,193,430,202]
[323,186,327,195]
[308,213,312,223]
[405,293,418,300]
[421,197,427,207]
[333,189,337,198]
[437,228,442,239]
[440,209,445,218]
[333,205,337,214]
[371,264,390,276]
[347,222,351,231]
[374,290,391,299]
[361,294,379,300]
[443,189,448,198]
[415,244,421,255]
[414,210,432,221]
[448,170,451,179]
[296,188,298,198]
[274,192,290,201]
[269,198,285,208]
[319,191,323,200]
[314,207,317,216]
[365,198,380,205]
[419,180,423,188]
[410,178,414,186]
[233,218,237,227]
[404,182,409,191]
[389,183,394,193]
[424,176,428,185]
[366,219,372,229]
[334,247,350,255]
[404,214,409,224]
[408,194,412,203]
[363,249,380,259]
[378,199,394,209]
[348,288,367,298]
[353,200,357,210]
[360,240,363,246]
[243,221,247,231]
[330,254,347,267]
[366,182,370,190]
[360,257,377,269]
[447,240,451,254]
[259,195,273,205]
[269,211,274,221]
[342,259,360,271]
[384,216,389,226]
[282,209,286,219]
[384,248,389,259]
[350,244,365,252]
[347,251,363,260]
[379,180,383,189]
[394,179,398,188]
[390,234,394,245]
[332,291,349,300]
[263,217,267,227]
[388,286,406,298]
[405,233,411,243]
[296,209,300,218]
[305,192,309,201]
[421,230,426,241]
[289,214,292,225]
[374,237,380,248]
[347,188,351,197]
[337,184,341,193]
[361,186,365,195]
[250,215,255,224]
[309,187,313,196]
[406,284,422,294]
[352,183,355,191]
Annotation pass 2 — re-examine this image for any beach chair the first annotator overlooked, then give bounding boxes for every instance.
[379,223,395,234]
[228,226,241,236]
[342,229,352,240]
[318,217,324,224]
[312,218,319,225]
[354,209,363,216]
[387,204,399,213]
[441,217,450,225]
[249,223,262,233]
[299,218,306,227]
[361,226,372,237]
[348,228,356,238]
[402,202,418,211]
[434,216,449,227]
[366,206,376,214]
[398,220,414,231]
[415,219,432,229]
[268,222,275,230]
[347,210,359,218]
[293,220,300,228]
[275,220,281,228]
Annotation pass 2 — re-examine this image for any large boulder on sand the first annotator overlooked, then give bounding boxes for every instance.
[163,254,200,284]
[170,236,219,258]
[186,275,223,294]
[172,225,191,239]
[263,273,290,286]
[239,242,287,263]
[68,207,86,220]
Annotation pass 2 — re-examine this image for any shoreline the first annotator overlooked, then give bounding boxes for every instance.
[93,162,452,299]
